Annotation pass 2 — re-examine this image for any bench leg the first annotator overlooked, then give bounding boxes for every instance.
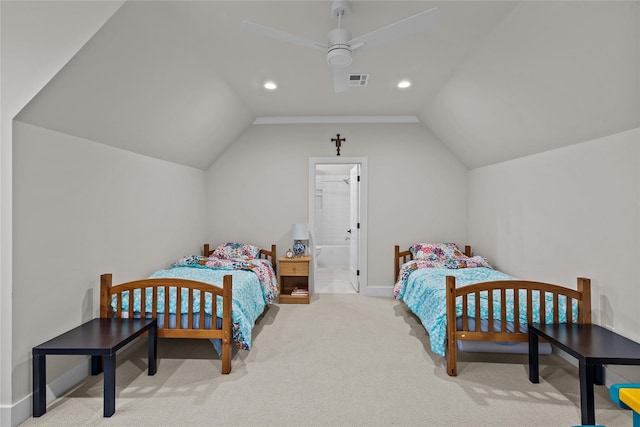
[579,360,596,425]
[103,354,116,417]
[528,330,539,383]
[594,364,604,386]
[148,322,157,375]
[91,355,102,375]
[32,353,46,417]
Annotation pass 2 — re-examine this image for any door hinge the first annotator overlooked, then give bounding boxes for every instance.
[357,223,360,229]
[357,270,360,276]
[357,175,361,182]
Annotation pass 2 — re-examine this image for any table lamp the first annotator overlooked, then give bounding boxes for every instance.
[291,223,309,257]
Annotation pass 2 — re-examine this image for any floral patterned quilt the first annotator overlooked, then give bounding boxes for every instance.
[112,256,278,351]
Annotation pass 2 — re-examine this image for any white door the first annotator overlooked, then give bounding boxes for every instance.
[349,165,359,292]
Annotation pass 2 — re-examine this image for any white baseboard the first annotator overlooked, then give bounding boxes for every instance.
[363,286,394,297]
[605,368,633,388]
[8,358,90,427]
[1,404,12,427]
[7,393,31,427]
[553,345,633,388]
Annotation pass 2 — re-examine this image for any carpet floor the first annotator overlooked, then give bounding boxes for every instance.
[20,293,631,426]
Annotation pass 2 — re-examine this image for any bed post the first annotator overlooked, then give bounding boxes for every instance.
[271,244,277,275]
[445,276,458,376]
[100,274,112,318]
[394,245,400,280]
[203,244,210,256]
[577,277,592,324]
[221,274,233,374]
[464,245,472,257]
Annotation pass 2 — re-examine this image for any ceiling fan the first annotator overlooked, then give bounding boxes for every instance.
[242,1,440,93]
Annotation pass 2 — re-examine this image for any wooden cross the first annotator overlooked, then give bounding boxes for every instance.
[331,133,345,156]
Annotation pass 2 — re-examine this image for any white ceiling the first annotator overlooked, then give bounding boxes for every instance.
[15,1,640,170]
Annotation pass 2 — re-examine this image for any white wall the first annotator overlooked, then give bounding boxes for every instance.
[468,128,640,343]
[0,2,124,425]
[11,121,207,417]
[205,123,469,289]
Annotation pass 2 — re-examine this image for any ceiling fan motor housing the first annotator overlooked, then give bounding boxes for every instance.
[326,28,352,67]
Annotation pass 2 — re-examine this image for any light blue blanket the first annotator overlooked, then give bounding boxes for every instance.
[113,267,267,350]
[397,267,575,356]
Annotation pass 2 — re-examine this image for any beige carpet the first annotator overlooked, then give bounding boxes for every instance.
[21,294,631,426]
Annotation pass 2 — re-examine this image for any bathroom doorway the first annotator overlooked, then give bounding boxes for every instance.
[309,157,367,294]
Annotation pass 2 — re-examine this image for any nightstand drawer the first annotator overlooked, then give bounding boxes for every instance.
[279,262,309,277]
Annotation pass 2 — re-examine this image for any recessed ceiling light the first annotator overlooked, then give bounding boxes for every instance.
[264,81,277,90]
[397,80,411,89]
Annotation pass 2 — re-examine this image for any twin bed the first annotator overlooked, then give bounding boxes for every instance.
[100,243,277,375]
[100,240,592,378]
[394,243,592,376]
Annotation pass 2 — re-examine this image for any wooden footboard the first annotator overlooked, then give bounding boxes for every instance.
[100,273,233,374]
[444,276,592,376]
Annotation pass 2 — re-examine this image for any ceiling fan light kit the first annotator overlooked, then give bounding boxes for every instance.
[242,1,439,93]
[326,47,352,67]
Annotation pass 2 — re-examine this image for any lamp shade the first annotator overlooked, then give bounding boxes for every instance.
[291,223,309,240]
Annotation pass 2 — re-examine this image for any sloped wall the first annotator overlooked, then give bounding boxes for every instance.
[421,1,640,169]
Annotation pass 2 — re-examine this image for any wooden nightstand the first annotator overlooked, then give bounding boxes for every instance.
[278,256,311,304]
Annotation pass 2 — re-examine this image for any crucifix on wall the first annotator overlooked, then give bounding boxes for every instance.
[331,133,345,156]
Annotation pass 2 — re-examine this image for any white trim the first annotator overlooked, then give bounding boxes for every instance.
[5,358,90,426]
[553,346,630,389]
[254,115,419,125]
[363,287,394,297]
[1,404,11,427]
[6,393,30,427]
[309,157,368,295]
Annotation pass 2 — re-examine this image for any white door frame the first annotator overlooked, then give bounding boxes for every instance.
[348,164,359,292]
[308,157,368,294]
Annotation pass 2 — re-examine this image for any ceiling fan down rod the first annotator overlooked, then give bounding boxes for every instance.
[331,1,351,23]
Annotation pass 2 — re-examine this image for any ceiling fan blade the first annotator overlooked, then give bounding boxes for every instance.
[242,20,327,51]
[332,66,350,93]
[348,7,440,52]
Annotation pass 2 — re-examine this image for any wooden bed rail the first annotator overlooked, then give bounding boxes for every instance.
[100,273,233,374]
[445,276,591,376]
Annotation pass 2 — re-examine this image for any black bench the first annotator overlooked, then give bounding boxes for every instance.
[33,317,157,417]
[529,323,640,426]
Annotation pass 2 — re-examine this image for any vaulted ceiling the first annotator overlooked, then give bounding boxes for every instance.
[15,1,640,170]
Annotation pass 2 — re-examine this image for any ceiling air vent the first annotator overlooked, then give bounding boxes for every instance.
[349,74,369,87]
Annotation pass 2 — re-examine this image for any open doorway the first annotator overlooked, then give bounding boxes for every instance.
[308,157,367,294]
